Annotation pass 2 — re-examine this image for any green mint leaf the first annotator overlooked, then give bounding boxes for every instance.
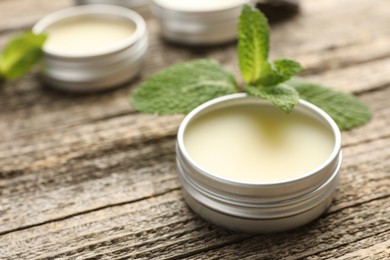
[288,78,371,131]
[131,59,238,114]
[272,58,303,83]
[246,82,299,113]
[238,4,272,84]
[257,58,303,86]
[0,31,47,80]
[238,5,302,87]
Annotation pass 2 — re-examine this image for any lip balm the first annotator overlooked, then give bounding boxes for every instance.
[43,17,136,55]
[152,0,252,45]
[33,5,148,92]
[184,104,334,183]
[176,94,342,233]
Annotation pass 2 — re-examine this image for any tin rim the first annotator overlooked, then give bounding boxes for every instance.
[76,0,151,9]
[152,0,251,13]
[32,4,146,59]
[177,93,342,187]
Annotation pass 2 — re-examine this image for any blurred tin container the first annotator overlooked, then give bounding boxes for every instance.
[152,0,252,45]
[176,94,342,233]
[75,0,152,17]
[33,5,148,92]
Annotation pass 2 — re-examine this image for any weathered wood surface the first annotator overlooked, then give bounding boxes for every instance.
[0,0,389,259]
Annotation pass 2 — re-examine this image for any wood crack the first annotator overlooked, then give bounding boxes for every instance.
[0,187,181,237]
[165,234,256,260]
[293,227,390,260]
[342,133,390,149]
[353,82,390,96]
[326,194,390,216]
[301,53,390,77]
[7,109,138,141]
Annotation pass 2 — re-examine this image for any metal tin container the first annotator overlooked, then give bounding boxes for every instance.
[152,0,252,45]
[75,0,152,17]
[33,5,148,92]
[176,94,342,233]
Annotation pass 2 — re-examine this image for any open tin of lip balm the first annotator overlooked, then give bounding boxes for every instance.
[176,93,342,233]
[33,5,148,92]
[152,0,253,45]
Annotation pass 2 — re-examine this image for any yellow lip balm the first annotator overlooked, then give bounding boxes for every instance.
[184,103,335,183]
[44,17,136,54]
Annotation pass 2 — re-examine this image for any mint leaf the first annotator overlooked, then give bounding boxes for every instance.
[238,5,303,87]
[257,58,303,86]
[272,59,303,82]
[131,59,238,114]
[238,4,272,84]
[246,83,299,113]
[0,31,47,80]
[288,78,371,130]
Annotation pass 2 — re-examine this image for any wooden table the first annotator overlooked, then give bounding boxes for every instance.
[1,0,389,259]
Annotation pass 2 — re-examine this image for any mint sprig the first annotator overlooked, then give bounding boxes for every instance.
[238,5,303,111]
[0,31,47,81]
[131,4,371,131]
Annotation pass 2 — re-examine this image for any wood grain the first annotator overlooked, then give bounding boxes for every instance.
[0,0,389,259]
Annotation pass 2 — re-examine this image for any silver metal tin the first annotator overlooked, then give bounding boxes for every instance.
[33,5,148,92]
[176,94,342,233]
[152,0,252,45]
[75,0,152,17]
